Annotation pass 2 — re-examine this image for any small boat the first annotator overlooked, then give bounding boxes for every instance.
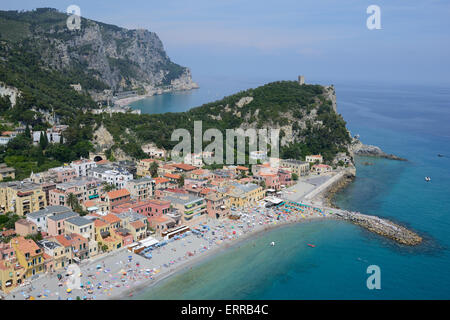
[437,154,444,157]
[307,244,315,248]
[270,241,275,246]
[425,177,431,182]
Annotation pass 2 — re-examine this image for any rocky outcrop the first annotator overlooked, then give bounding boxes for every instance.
[0,83,20,107]
[92,124,115,151]
[335,211,422,246]
[350,139,407,161]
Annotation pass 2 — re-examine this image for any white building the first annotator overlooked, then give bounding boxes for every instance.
[87,166,133,189]
[71,158,97,177]
[250,150,267,161]
[141,144,166,159]
[32,125,68,145]
[305,155,323,164]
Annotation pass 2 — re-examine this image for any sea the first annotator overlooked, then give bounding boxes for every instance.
[129,75,450,299]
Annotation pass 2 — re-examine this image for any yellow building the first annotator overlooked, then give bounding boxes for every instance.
[0,259,24,293]
[279,159,310,177]
[0,163,15,181]
[136,159,158,177]
[11,236,45,279]
[224,182,264,208]
[38,239,71,271]
[94,218,122,252]
[0,181,46,216]
[64,216,95,242]
[0,243,25,293]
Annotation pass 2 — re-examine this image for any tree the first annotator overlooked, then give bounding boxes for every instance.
[24,125,31,138]
[102,182,116,192]
[39,132,48,149]
[149,161,159,178]
[67,193,79,210]
[178,174,185,187]
[292,173,299,181]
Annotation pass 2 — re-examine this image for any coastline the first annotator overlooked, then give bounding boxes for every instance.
[114,85,200,108]
[113,215,332,300]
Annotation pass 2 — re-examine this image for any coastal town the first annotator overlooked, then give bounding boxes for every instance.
[0,132,358,299]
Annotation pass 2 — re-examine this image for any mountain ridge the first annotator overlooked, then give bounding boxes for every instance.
[0,8,198,105]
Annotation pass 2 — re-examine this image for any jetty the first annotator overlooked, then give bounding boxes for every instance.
[281,169,422,246]
[329,208,422,245]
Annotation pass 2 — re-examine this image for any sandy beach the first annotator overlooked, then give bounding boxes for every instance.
[2,198,333,300]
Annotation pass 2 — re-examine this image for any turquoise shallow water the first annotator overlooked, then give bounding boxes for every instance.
[132,79,450,299]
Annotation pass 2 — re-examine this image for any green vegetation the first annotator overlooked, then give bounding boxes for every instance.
[149,161,159,178]
[0,212,20,231]
[99,81,351,163]
[25,231,43,243]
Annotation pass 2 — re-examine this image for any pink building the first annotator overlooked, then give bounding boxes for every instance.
[259,173,281,191]
[48,178,102,207]
[0,243,15,262]
[14,219,38,236]
[102,189,131,210]
[278,169,294,187]
[205,192,229,219]
[48,166,77,183]
[111,199,171,219]
[47,211,79,236]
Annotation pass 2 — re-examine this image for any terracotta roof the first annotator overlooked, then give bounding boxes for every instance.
[12,236,41,256]
[1,229,16,237]
[313,164,331,168]
[154,177,169,184]
[96,159,110,164]
[84,200,98,208]
[130,220,145,229]
[200,188,213,195]
[43,253,53,261]
[55,233,87,247]
[172,163,196,171]
[102,213,121,224]
[236,166,249,171]
[164,173,181,180]
[150,216,169,223]
[140,158,156,163]
[190,169,206,175]
[259,172,277,177]
[94,219,108,227]
[107,189,130,199]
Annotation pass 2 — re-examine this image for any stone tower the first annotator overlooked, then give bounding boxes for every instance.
[298,75,305,85]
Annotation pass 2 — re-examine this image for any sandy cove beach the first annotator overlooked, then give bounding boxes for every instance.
[2,200,332,300]
[114,95,151,107]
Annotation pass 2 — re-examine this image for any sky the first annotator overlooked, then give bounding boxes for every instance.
[2,0,450,86]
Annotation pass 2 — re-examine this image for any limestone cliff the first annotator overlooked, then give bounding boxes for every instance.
[0,8,197,99]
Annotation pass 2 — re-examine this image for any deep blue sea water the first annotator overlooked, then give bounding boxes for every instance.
[131,77,450,299]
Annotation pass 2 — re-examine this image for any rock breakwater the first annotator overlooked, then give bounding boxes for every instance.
[334,210,422,245]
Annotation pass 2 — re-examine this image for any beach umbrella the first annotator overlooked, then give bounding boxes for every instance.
[66,288,72,293]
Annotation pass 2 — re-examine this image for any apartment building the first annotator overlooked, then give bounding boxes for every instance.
[0,181,46,216]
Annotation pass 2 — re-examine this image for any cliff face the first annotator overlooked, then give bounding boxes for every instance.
[0,8,197,96]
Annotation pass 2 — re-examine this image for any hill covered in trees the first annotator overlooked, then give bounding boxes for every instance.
[99,81,352,163]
